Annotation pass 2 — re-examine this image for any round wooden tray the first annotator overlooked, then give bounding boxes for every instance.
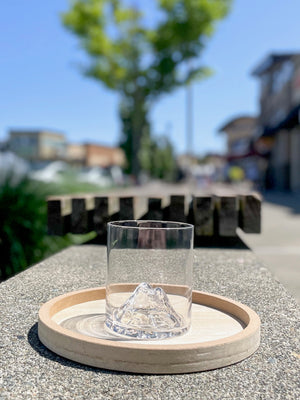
[38,287,260,374]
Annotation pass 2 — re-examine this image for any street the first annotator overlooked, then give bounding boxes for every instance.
[239,191,300,304]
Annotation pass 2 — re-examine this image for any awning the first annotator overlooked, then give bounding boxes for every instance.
[227,150,258,162]
[261,104,300,137]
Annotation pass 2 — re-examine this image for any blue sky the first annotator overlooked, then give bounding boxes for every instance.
[1,0,300,156]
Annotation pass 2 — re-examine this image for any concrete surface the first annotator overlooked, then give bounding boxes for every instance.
[0,245,299,399]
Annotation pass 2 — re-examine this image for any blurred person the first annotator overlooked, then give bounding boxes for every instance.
[228,165,245,183]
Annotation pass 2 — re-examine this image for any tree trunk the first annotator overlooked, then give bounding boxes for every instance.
[120,89,149,181]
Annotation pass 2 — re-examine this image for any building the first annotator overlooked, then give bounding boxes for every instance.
[66,143,86,166]
[8,130,126,170]
[252,52,300,191]
[218,115,266,184]
[67,143,125,168]
[218,115,257,158]
[9,129,66,167]
[84,143,125,168]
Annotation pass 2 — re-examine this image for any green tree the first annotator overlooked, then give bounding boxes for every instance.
[139,133,177,181]
[62,0,232,178]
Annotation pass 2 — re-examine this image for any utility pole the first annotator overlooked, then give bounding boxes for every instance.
[186,83,193,156]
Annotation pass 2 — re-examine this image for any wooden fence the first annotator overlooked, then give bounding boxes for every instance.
[47,192,261,245]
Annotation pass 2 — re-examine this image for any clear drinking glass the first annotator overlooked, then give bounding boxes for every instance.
[105,220,194,340]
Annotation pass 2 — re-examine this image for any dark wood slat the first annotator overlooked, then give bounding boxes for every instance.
[145,197,164,220]
[47,200,63,236]
[93,196,119,236]
[192,196,214,236]
[239,193,261,233]
[47,198,71,236]
[71,198,90,234]
[119,197,134,220]
[93,197,108,236]
[164,195,186,222]
[217,196,239,237]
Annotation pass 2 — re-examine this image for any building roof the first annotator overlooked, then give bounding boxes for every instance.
[9,128,66,139]
[251,53,299,77]
[84,142,121,150]
[218,115,256,133]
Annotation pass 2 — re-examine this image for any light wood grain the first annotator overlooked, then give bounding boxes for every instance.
[38,287,260,374]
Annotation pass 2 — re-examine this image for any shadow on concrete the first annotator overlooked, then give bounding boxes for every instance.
[262,191,300,215]
[194,235,249,249]
[27,323,124,375]
[87,234,250,250]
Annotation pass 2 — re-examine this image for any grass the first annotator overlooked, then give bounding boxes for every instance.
[37,171,114,196]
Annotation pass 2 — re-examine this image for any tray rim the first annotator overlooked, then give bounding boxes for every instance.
[38,286,260,351]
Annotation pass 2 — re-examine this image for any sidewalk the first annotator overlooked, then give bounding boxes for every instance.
[238,191,300,304]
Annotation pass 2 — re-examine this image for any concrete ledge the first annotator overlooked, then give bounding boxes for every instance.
[0,245,299,399]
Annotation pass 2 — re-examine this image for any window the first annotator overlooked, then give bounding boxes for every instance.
[271,61,294,94]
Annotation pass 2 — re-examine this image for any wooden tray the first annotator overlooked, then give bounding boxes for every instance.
[38,287,260,374]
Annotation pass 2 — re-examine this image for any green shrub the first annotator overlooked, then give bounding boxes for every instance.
[0,176,49,280]
[0,173,105,281]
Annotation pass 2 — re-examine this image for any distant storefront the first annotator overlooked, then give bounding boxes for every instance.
[252,53,300,191]
[218,115,266,186]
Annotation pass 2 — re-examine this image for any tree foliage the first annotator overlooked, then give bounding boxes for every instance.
[62,0,232,177]
[139,133,177,181]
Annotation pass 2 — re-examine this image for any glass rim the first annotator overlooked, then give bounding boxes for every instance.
[107,220,194,230]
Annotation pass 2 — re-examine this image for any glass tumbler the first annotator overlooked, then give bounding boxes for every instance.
[105,220,194,340]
